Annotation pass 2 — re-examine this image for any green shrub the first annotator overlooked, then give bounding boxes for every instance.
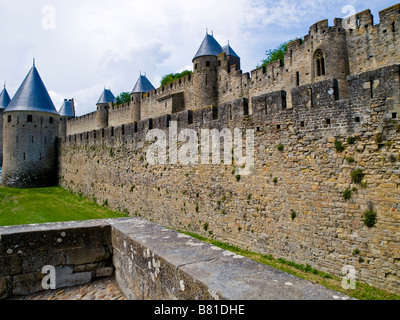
[203,222,209,231]
[342,188,352,201]
[290,210,296,221]
[363,209,378,228]
[347,137,356,145]
[161,70,192,87]
[374,133,384,144]
[389,154,397,163]
[277,143,284,152]
[347,157,355,164]
[115,92,131,105]
[334,140,344,152]
[258,39,301,68]
[351,169,365,184]
[273,178,278,184]
[235,175,241,182]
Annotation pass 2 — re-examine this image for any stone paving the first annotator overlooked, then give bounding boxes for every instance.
[9,277,126,300]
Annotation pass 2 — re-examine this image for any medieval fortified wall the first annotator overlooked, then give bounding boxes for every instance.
[2,4,400,294]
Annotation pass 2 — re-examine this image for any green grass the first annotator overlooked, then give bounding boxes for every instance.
[0,187,127,227]
[178,230,400,301]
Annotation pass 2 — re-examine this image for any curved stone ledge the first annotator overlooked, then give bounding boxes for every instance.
[0,218,351,300]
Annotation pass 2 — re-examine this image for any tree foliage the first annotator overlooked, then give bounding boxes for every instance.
[161,70,192,87]
[258,39,302,68]
[115,92,131,105]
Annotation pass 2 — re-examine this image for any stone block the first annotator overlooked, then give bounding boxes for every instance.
[0,255,21,276]
[0,276,11,300]
[22,250,66,273]
[12,272,44,297]
[95,267,114,278]
[65,246,110,265]
[55,266,93,289]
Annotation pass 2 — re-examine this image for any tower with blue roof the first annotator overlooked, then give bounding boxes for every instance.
[130,73,156,123]
[1,61,60,188]
[192,32,241,109]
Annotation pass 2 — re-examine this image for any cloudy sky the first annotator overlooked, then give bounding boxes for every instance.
[0,0,398,116]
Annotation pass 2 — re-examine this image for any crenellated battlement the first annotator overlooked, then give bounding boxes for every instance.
[63,64,400,150]
[56,4,400,143]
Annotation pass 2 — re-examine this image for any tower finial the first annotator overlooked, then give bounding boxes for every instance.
[4,81,6,89]
[33,58,35,67]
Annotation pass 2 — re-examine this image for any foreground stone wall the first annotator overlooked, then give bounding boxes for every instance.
[110,218,349,300]
[0,218,350,300]
[0,220,113,299]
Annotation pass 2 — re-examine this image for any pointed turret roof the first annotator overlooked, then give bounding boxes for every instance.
[0,84,11,109]
[58,99,75,117]
[222,44,240,59]
[97,88,116,105]
[131,74,156,94]
[5,62,58,114]
[193,33,223,61]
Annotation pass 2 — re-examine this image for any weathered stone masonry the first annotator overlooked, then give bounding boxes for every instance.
[0,218,351,300]
[59,63,400,294]
[1,4,400,295]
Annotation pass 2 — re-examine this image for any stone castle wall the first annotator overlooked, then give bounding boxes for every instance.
[2,4,399,294]
[59,64,400,294]
[64,5,400,137]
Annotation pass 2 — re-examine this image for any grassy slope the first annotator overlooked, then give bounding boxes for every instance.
[0,187,126,227]
[179,230,400,301]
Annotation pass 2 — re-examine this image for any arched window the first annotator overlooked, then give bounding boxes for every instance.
[314,50,326,77]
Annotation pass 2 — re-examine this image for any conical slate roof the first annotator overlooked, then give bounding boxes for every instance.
[193,33,223,61]
[5,64,58,114]
[222,44,240,59]
[131,75,155,94]
[97,88,116,105]
[0,85,11,109]
[58,99,75,117]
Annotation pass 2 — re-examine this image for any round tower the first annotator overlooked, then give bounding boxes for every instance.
[58,98,75,138]
[2,62,60,188]
[192,32,222,109]
[96,88,115,129]
[130,74,156,122]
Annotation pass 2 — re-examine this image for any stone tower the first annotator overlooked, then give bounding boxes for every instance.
[0,84,12,166]
[58,98,75,138]
[1,62,60,188]
[96,88,115,129]
[192,32,222,109]
[221,43,241,72]
[130,74,155,123]
[308,19,350,99]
